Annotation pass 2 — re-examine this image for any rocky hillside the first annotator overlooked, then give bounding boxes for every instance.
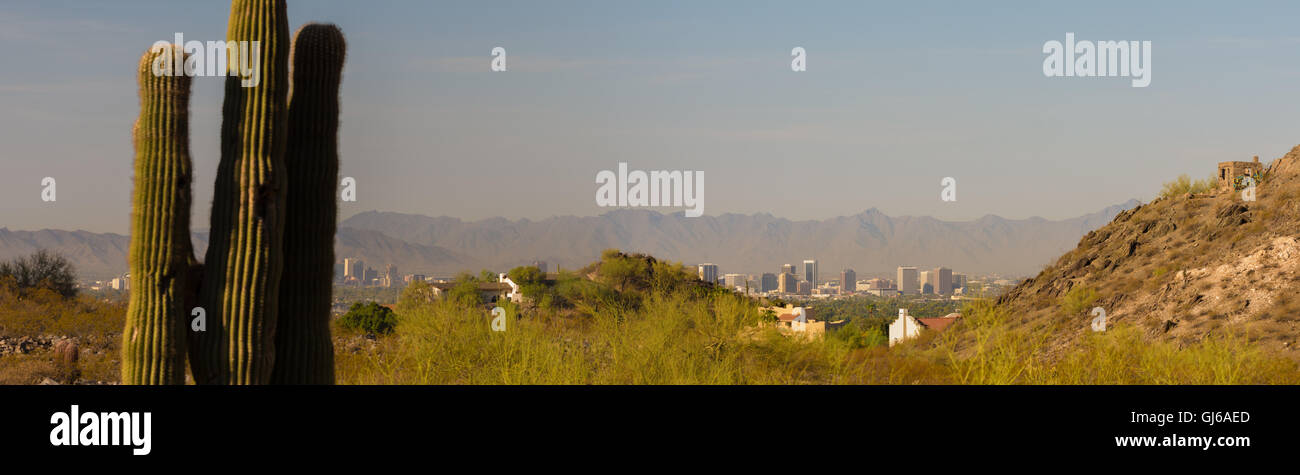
[996,145,1300,359]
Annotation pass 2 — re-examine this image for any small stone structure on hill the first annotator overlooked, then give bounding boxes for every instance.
[1218,156,1263,190]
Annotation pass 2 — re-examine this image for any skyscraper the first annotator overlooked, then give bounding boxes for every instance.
[933,267,953,294]
[919,271,931,294]
[384,264,399,288]
[778,272,798,293]
[897,266,919,294]
[698,263,719,284]
[344,258,364,280]
[803,259,818,286]
[841,269,856,293]
[781,263,796,275]
[760,273,778,292]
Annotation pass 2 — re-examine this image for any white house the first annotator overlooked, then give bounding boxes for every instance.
[498,273,522,304]
[889,308,922,346]
[890,309,962,346]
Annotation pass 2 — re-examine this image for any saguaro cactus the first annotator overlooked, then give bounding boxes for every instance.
[122,45,194,385]
[190,0,291,385]
[272,24,347,384]
[124,0,346,385]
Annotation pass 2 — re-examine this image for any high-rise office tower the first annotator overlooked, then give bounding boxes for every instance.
[344,258,364,280]
[841,269,857,293]
[698,263,719,284]
[933,267,953,294]
[803,260,819,286]
[897,266,919,294]
[761,273,778,292]
[781,263,796,275]
[778,272,798,293]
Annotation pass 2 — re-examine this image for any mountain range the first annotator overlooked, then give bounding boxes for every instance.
[0,200,1139,281]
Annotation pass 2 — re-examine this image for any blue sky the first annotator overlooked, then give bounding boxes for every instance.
[2,0,1299,233]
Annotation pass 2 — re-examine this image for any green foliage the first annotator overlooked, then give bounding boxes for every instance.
[507,265,543,285]
[332,285,402,305]
[337,302,397,335]
[0,250,79,299]
[1060,286,1099,315]
[442,272,491,307]
[1159,173,1217,199]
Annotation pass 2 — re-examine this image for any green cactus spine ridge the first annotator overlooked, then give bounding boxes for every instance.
[191,0,291,385]
[122,45,194,385]
[126,0,345,385]
[272,23,347,384]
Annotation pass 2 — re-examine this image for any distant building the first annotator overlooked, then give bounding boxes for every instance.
[781,263,796,275]
[428,281,513,303]
[760,273,778,292]
[803,260,819,286]
[532,260,548,273]
[932,267,953,295]
[778,272,798,293]
[918,271,931,293]
[364,267,378,285]
[890,309,961,346]
[109,274,130,291]
[841,269,856,293]
[864,278,893,290]
[897,266,919,294]
[724,273,748,289]
[383,264,399,288]
[344,258,364,280]
[762,304,845,340]
[698,263,719,284]
[953,273,967,291]
[797,280,812,295]
[1217,156,1263,190]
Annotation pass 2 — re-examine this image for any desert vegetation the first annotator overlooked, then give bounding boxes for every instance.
[0,252,121,384]
[331,250,1300,385]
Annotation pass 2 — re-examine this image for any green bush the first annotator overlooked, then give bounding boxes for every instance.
[0,250,78,298]
[1060,285,1098,316]
[337,301,398,335]
[1158,173,1216,199]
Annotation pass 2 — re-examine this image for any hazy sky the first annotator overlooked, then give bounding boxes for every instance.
[2,0,1299,234]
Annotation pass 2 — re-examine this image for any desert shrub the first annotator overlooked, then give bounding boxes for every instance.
[1060,285,1099,315]
[1159,173,1217,199]
[0,250,78,298]
[337,301,397,335]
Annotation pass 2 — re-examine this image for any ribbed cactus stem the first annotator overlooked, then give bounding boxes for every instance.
[123,45,194,385]
[192,0,290,384]
[272,23,346,384]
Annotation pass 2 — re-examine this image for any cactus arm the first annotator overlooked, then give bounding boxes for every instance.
[122,45,194,385]
[272,23,347,384]
[192,0,291,384]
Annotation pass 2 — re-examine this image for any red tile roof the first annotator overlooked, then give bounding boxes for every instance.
[915,315,960,332]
